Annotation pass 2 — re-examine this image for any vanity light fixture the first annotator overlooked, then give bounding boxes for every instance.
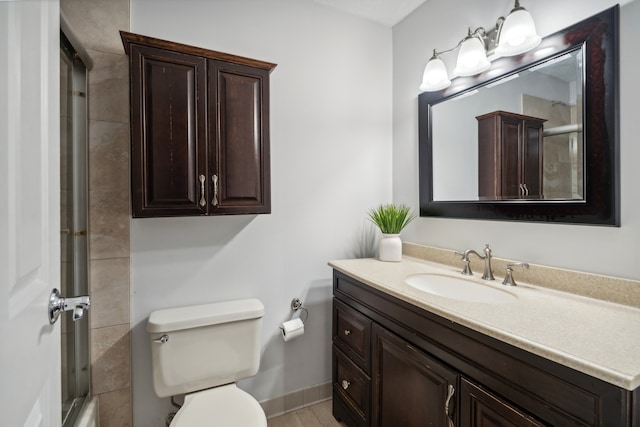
[419,0,540,92]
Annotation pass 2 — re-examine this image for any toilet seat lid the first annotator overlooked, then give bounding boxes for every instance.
[170,383,267,427]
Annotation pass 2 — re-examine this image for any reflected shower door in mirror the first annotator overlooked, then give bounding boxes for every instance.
[431,48,583,202]
[418,6,619,225]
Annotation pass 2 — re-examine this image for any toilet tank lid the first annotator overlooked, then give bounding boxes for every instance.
[147,298,265,333]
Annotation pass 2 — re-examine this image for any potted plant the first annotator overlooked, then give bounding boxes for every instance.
[368,204,416,262]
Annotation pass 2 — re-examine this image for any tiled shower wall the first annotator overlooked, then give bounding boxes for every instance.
[60,0,132,425]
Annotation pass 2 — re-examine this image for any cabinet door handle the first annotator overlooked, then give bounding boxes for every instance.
[341,380,351,390]
[212,174,218,206]
[343,329,351,336]
[199,175,206,207]
[519,183,524,197]
[523,183,529,196]
[445,384,455,427]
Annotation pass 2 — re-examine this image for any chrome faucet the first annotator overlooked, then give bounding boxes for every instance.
[455,244,495,280]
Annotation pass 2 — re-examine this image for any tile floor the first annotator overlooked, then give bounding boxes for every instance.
[267,399,346,427]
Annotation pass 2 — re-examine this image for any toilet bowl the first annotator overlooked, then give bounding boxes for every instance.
[147,298,267,426]
[170,384,266,426]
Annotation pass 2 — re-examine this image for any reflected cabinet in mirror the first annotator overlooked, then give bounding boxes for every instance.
[418,6,619,225]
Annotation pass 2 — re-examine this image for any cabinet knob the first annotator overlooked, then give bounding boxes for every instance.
[343,329,351,336]
[341,380,351,390]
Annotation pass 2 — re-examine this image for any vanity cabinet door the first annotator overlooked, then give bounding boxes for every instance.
[372,324,457,427]
[459,378,546,427]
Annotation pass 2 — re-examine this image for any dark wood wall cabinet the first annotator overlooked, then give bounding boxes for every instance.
[477,111,545,200]
[121,31,276,218]
[332,270,638,427]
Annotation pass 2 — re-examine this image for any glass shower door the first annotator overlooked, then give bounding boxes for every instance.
[60,31,90,427]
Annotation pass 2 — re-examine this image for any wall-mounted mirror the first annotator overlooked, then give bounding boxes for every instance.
[418,6,619,225]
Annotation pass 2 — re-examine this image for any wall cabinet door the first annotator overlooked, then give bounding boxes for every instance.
[129,44,208,217]
[459,378,545,427]
[208,60,271,214]
[372,324,457,427]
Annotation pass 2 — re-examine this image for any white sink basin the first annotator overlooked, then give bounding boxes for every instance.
[405,273,517,304]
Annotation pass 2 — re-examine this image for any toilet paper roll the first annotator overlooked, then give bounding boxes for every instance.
[280,317,304,342]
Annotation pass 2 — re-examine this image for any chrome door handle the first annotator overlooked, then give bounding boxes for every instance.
[341,380,351,390]
[48,288,90,324]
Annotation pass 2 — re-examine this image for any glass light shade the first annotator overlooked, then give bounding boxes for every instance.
[453,36,490,76]
[496,7,541,56]
[420,56,451,92]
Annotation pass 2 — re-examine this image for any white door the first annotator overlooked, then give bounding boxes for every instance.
[0,1,62,426]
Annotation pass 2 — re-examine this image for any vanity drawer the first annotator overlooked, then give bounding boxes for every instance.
[333,299,371,372]
[333,344,370,426]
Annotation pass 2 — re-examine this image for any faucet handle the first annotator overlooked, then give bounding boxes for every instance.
[502,262,529,286]
[454,250,473,275]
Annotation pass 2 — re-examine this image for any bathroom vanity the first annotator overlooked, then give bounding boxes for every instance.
[330,256,640,426]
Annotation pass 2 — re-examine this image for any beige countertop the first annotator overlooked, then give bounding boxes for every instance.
[329,256,640,391]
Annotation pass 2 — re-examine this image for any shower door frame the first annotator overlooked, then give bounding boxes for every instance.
[60,28,91,427]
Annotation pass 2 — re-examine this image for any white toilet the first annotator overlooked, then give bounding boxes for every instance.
[147,298,267,426]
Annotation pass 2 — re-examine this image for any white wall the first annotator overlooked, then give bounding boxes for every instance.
[129,0,392,425]
[394,0,640,279]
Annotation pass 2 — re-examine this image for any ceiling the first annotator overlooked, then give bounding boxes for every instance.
[310,0,428,26]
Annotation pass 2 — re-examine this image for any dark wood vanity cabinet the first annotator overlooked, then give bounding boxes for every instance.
[477,111,546,200]
[121,32,276,218]
[372,324,457,426]
[332,270,638,427]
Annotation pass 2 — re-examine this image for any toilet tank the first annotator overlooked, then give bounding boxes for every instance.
[147,298,265,398]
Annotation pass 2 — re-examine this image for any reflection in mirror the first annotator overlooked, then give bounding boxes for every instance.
[432,48,583,202]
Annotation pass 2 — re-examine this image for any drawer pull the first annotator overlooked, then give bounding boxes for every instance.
[343,329,351,336]
[341,380,351,390]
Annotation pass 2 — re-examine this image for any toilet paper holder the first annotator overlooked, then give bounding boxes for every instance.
[287,298,308,324]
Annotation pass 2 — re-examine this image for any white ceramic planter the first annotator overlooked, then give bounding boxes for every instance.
[379,233,402,262]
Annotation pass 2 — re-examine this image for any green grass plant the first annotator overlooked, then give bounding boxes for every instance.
[368,204,416,234]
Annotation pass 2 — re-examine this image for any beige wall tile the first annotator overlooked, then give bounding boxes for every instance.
[61,0,130,54]
[88,49,129,123]
[91,324,131,395]
[89,120,129,192]
[89,189,130,259]
[98,387,132,427]
[90,258,130,329]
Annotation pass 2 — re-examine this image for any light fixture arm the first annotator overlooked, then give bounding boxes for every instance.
[433,26,487,58]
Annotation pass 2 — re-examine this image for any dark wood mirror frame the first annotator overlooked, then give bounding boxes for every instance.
[418,6,619,226]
